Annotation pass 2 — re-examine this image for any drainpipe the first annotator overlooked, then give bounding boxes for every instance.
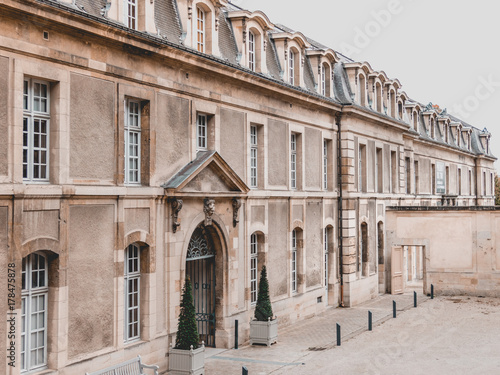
[336,109,345,307]
[474,157,479,206]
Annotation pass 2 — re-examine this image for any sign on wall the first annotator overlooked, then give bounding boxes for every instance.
[436,161,445,194]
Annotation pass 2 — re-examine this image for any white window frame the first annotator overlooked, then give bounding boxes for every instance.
[323,140,328,190]
[250,125,258,188]
[125,0,137,30]
[125,99,141,184]
[291,133,297,189]
[321,64,326,96]
[196,7,205,53]
[23,78,50,182]
[21,253,48,373]
[324,228,329,289]
[124,244,140,343]
[289,50,295,85]
[197,114,207,151]
[248,31,255,72]
[250,233,258,304]
[291,229,297,293]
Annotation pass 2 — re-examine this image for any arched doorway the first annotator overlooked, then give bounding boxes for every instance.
[186,224,218,347]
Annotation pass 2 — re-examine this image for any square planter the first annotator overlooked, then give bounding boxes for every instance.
[168,343,205,375]
[249,318,278,346]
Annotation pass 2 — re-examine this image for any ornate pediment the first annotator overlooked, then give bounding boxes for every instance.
[162,151,249,196]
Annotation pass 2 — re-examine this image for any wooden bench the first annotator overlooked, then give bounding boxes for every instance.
[85,355,159,375]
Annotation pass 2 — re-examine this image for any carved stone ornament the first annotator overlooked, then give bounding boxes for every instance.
[171,198,183,233]
[263,39,267,52]
[187,0,193,19]
[215,8,220,31]
[232,198,241,227]
[203,198,215,226]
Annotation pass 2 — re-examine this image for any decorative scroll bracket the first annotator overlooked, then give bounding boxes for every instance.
[171,198,183,233]
[232,198,241,227]
[204,198,215,226]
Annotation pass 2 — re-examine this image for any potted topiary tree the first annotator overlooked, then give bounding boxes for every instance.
[169,276,205,375]
[249,266,278,346]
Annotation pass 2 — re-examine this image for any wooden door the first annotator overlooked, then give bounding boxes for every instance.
[391,245,404,295]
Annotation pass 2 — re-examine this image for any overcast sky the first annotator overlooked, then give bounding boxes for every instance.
[231,0,500,172]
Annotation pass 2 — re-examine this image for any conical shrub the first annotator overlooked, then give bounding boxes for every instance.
[175,277,200,350]
[254,265,274,321]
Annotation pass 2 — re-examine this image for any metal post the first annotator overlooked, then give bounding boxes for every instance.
[414,291,417,307]
[431,284,434,299]
[242,366,248,375]
[393,300,396,318]
[368,311,372,331]
[336,323,341,346]
[235,320,239,349]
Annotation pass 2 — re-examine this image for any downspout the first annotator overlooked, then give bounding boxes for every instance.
[336,109,345,307]
[474,157,479,206]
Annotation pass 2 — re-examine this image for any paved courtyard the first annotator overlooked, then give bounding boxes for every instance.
[203,292,500,375]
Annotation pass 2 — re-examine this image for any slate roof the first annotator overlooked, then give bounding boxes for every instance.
[219,11,239,64]
[265,33,282,79]
[74,0,107,17]
[155,0,182,43]
[162,151,217,189]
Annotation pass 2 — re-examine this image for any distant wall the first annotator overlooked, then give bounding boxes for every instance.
[386,208,500,297]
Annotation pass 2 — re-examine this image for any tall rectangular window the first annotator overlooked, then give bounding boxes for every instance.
[197,114,207,151]
[376,148,383,193]
[483,171,486,196]
[405,157,411,194]
[21,253,48,372]
[23,78,50,182]
[291,230,297,293]
[289,50,295,85]
[248,31,255,72]
[291,133,297,189]
[125,244,140,342]
[125,0,137,29]
[469,170,472,196]
[358,144,366,192]
[458,168,462,196]
[446,166,450,194]
[323,140,328,190]
[432,164,436,195]
[391,151,397,193]
[250,234,258,304]
[196,7,205,53]
[414,160,419,195]
[125,100,141,184]
[250,125,258,188]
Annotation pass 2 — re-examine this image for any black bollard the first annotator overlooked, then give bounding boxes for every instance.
[242,366,248,375]
[336,323,341,346]
[431,284,434,299]
[393,300,396,318]
[235,319,239,349]
[368,311,372,331]
[414,291,417,307]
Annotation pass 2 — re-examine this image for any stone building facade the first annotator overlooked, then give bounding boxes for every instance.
[0,0,496,374]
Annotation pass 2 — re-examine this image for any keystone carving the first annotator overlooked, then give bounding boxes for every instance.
[204,198,215,226]
[232,198,241,227]
[171,198,183,233]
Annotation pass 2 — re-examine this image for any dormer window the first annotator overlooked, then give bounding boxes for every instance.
[430,118,435,139]
[125,0,137,30]
[398,102,403,120]
[321,65,326,96]
[248,31,255,71]
[289,50,295,85]
[196,7,205,53]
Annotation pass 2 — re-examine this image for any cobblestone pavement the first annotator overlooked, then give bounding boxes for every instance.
[203,290,426,375]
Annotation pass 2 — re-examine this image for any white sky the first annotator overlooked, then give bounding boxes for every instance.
[231,0,500,172]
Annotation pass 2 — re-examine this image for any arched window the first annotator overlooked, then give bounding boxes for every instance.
[248,31,255,72]
[196,7,205,53]
[358,74,366,106]
[21,253,48,372]
[250,232,266,304]
[398,101,403,120]
[321,64,326,96]
[289,50,295,85]
[124,244,141,342]
[361,222,368,277]
[291,229,297,292]
[250,233,258,304]
[413,111,418,131]
[390,91,396,117]
[376,83,382,112]
[430,118,435,139]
